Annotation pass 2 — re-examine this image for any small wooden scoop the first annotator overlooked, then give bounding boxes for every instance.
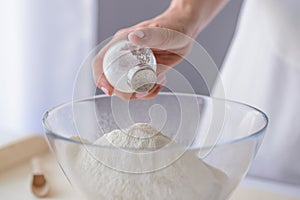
[31,157,50,198]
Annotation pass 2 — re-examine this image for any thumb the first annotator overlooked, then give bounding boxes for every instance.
[128,27,185,50]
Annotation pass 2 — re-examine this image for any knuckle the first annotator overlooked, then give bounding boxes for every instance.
[148,22,161,28]
[159,29,173,47]
[115,28,128,36]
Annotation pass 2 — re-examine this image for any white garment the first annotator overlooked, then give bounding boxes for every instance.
[213,0,300,185]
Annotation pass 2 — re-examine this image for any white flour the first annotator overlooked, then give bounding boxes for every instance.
[96,123,171,149]
[74,123,230,200]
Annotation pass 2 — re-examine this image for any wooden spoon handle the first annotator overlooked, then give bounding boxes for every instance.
[31,156,50,197]
[31,156,43,174]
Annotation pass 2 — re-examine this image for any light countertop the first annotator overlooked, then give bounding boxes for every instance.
[0,135,299,200]
[1,151,299,200]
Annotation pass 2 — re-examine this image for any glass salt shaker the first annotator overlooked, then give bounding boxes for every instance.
[103,40,157,93]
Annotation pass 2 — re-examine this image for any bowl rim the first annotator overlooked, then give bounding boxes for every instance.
[42,92,268,151]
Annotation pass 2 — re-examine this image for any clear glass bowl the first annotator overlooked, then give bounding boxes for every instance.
[43,93,268,200]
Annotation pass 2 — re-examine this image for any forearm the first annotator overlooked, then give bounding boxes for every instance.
[167,0,230,37]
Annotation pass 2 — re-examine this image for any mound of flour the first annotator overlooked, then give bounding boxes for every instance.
[95,123,172,149]
[74,123,230,200]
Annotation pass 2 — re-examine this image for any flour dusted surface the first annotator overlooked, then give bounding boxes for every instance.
[75,123,230,200]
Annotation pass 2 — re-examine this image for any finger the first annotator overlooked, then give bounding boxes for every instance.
[113,89,136,100]
[154,51,185,67]
[156,64,170,75]
[97,73,114,96]
[135,73,166,99]
[92,30,133,95]
[156,73,167,86]
[136,85,163,100]
[128,27,189,51]
[134,84,159,99]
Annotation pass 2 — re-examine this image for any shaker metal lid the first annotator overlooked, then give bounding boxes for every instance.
[127,64,157,93]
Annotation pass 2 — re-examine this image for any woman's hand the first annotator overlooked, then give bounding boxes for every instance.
[93,0,228,100]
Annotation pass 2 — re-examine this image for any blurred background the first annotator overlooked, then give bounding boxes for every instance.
[2,1,300,199]
[0,0,243,135]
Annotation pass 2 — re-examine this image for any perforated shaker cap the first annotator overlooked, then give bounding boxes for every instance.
[127,64,157,93]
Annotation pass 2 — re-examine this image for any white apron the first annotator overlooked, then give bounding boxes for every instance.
[213,0,300,185]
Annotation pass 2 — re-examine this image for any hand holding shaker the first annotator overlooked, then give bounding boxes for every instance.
[103,40,157,93]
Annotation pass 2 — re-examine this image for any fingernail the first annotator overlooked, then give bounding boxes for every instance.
[136,91,148,98]
[101,87,110,96]
[130,30,145,39]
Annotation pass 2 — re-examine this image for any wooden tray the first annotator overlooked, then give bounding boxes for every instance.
[0,135,83,199]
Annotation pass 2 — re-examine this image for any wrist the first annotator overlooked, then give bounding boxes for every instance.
[167,1,203,37]
[169,0,201,19]
[162,3,201,38]
[167,0,229,36]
